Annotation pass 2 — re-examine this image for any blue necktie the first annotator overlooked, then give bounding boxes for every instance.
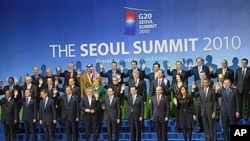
[26,98,29,107]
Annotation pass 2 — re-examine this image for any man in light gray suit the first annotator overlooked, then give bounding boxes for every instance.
[192,78,217,141]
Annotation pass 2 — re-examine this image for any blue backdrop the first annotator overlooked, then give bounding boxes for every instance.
[0,0,249,86]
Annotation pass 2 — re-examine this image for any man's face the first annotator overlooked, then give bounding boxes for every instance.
[46,70,52,76]
[68,79,74,86]
[111,63,117,70]
[203,80,209,88]
[25,77,32,84]
[131,62,137,69]
[221,60,227,68]
[153,64,160,73]
[176,62,182,70]
[218,74,224,82]
[86,67,92,74]
[130,87,137,95]
[157,70,163,78]
[107,88,114,96]
[156,86,163,95]
[68,63,74,71]
[65,87,72,95]
[33,67,39,74]
[8,78,14,85]
[224,79,231,88]
[200,73,206,80]
[242,60,248,68]
[133,73,139,80]
[112,78,118,85]
[86,89,93,96]
[5,90,11,98]
[25,90,31,97]
[196,58,202,66]
[40,91,47,99]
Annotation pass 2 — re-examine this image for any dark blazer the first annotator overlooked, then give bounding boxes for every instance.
[150,78,170,97]
[124,94,144,120]
[59,70,78,87]
[126,78,147,102]
[142,71,157,93]
[167,69,191,85]
[60,94,79,121]
[189,65,210,81]
[22,98,37,122]
[100,69,122,85]
[210,67,234,84]
[31,74,44,87]
[22,84,38,100]
[121,69,143,80]
[0,97,18,124]
[39,98,56,125]
[235,67,250,94]
[150,95,169,122]
[216,87,239,116]
[192,87,217,116]
[103,96,120,121]
[80,95,100,120]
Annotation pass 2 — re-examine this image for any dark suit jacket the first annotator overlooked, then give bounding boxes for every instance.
[210,67,234,84]
[150,78,170,97]
[235,67,250,94]
[22,84,38,100]
[103,96,120,121]
[189,65,210,81]
[22,98,37,122]
[59,70,78,87]
[39,98,56,125]
[167,69,191,85]
[60,94,79,121]
[150,95,169,122]
[0,97,18,124]
[31,74,44,87]
[192,87,217,116]
[79,95,100,120]
[142,71,157,93]
[124,94,144,120]
[216,87,239,116]
[126,78,147,102]
[100,69,122,85]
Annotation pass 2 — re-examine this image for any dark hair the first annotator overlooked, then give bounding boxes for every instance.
[176,73,184,82]
[153,62,160,68]
[242,58,248,64]
[177,85,190,99]
[131,60,138,65]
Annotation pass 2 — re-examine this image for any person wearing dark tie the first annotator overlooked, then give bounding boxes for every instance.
[173,85,196,141]
[167,60,192,86]
[59,86,79,141]
[100,61,122,85]
[0,90,18,141]
[31,66,45,88]
[188,57,210,81]
[150,86,170,141]
[56,62,78,87]
[235,58,250,119]
[215,79,240,141]
[22,89,37,141]
[68,78,81,96]
[192,79,217,141]
[142,62,161,93]
[123,86,144,141]
[39,89,57,141]
[101,87,120,141]
[121,60,144,81]
[150,69,170,98]
[79,87,100,141]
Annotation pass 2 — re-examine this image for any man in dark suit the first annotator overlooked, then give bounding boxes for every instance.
[215,79,240,141]
[209,59,234,84]
[150,69,170,98]
[121,60,143,81]
[0,90,18,141]
[123,86,144,141]
[192,71,213,133]
[22,89,37,141]
[102,87,120,141]
[100,61,122,85]
[43,68,62,87]
[22,76,38,107]
[80,87,100,141]
[59,86,79,141]
[142,62,161,95]
[234,58,250,119]
[56,62,78,87]
[68,78,81,96]
[150,86,170,141]
[192,79,217,141]
[31,66,44,88]
[167,60,192,85]
[188,57,210,81]
[39,89,57,141]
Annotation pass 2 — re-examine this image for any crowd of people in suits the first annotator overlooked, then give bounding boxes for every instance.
[0,57,249,141]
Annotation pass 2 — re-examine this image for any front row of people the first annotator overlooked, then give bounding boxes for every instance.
[0,78,239,141]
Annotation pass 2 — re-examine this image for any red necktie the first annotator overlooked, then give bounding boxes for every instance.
[157,95,161,105]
